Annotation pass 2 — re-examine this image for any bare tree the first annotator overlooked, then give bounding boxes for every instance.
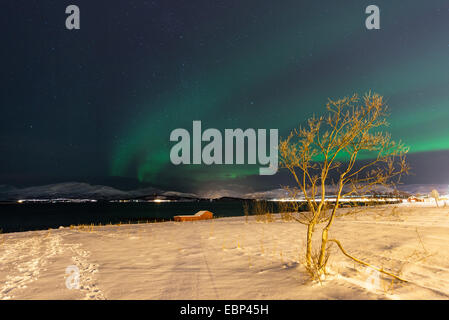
[430,189,439,207]
[279,92,409,280]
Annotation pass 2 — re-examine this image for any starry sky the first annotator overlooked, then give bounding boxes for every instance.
[1,0,449,194]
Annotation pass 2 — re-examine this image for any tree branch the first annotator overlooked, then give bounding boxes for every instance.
[328,239,408,282]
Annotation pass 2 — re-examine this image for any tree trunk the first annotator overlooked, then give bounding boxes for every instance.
[318,228,329,273]
[306,222,314,267]
[317,189,342,271]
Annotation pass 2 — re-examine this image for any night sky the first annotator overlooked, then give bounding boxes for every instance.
[2,0,449,195]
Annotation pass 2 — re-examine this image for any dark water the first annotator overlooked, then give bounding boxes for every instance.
[0,200,397,233]
[0,201,250,233]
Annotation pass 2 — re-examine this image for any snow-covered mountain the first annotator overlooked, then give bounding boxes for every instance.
[0,182,446,201]
[395,184,449,196]
[240,184,447,200]
[0,182,199,201]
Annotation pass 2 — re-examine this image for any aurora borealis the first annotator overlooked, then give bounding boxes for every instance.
[2,0,449,194]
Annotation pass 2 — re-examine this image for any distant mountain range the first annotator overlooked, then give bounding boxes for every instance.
[394,184,449,196]
[0,182,198,201]
[0,182,447,201]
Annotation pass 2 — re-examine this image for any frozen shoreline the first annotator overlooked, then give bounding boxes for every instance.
[1,203,449,300]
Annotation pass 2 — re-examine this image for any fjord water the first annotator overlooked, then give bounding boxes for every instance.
[0,201,248,233]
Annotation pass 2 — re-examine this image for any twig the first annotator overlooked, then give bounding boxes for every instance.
[415,227,428,254]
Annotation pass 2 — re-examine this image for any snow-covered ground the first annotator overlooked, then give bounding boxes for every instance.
[1,203,449,300]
